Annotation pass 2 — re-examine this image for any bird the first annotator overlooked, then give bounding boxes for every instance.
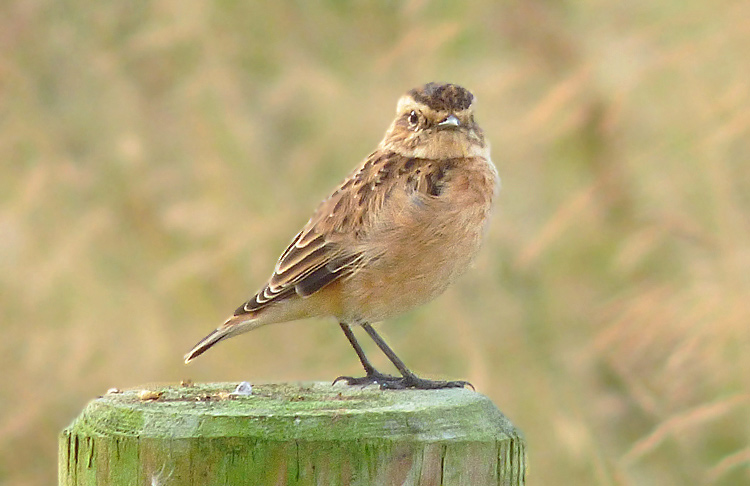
[184,82,499,389]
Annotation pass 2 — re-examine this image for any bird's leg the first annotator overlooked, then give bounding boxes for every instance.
[333,322,399,386]
[360,323,472,390]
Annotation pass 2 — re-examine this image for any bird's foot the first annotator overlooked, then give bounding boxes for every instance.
[334,371,472,390]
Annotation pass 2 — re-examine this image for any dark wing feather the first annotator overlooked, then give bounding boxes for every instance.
[236,228,353,314]
[235,151,448,316]
[235,163,368,315]
[294,253,361,297]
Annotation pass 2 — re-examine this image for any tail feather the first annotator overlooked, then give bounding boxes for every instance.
[184,311,269,363]
[185,297,307,363]
[184,327,232,363]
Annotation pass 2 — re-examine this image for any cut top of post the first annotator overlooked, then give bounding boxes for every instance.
[74,382,521,443]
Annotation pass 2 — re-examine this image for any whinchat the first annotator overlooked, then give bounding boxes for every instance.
[185,82,499,389]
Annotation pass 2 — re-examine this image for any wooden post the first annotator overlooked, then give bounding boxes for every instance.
[59,382,526,485]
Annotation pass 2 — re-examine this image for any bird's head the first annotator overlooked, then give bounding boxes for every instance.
[380,82,487,159]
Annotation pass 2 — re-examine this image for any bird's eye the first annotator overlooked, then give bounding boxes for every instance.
[408,110,419,127]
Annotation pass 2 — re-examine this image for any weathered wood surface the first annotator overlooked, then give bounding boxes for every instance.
[59,382,526,485]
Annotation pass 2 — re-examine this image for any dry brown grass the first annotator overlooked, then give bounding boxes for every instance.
[1,1,749,484]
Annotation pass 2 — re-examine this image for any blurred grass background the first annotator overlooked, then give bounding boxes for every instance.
[2,1,749,484]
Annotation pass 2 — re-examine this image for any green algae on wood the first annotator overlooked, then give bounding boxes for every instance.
[59,382,526,485]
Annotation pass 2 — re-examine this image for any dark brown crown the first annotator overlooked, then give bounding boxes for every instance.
[408,83,474,112]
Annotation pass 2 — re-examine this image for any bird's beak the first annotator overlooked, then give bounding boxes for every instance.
[437,114,460,128]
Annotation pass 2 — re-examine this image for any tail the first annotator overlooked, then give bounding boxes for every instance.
[184,314,256,363]
[185,293,309,363]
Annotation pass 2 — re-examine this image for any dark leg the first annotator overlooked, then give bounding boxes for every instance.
[360,323,472,390]
[333,322,399,386]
